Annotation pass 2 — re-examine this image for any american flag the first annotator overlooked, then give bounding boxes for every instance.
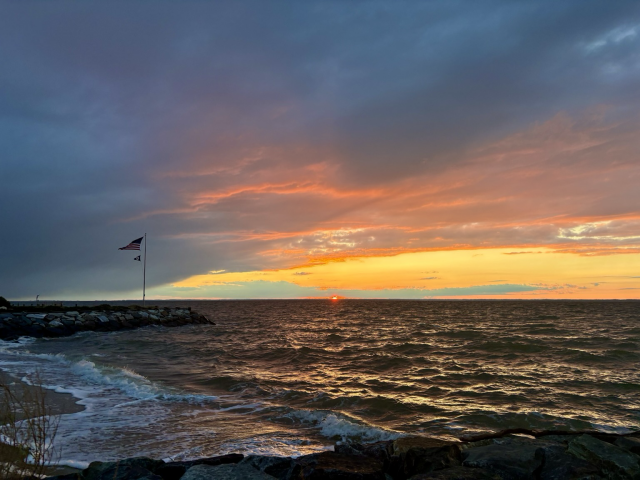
[119,237,143,251]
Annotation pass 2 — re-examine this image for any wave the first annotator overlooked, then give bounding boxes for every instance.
[0,337,37,350]
[0,344,219,406]
[524,327,566,335]
[387,342,431,355]
[433,330,481,339]
[325,333,345,342]
[283,409,402,443]
[477,341,546,353]
[604,349,640,361]
[65,359,219,404]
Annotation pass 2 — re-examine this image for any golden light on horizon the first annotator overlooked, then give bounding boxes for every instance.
[167,246,640,299]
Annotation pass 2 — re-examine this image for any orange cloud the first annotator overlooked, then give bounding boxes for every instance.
[130,109,640,297]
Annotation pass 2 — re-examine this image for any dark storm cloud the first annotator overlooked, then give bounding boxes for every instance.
[0,1,638,298]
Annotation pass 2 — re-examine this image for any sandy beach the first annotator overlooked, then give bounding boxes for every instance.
[0,369,84,419]
[0,368,85,477]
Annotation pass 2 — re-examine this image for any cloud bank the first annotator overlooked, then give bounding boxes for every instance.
[1,2,639,299]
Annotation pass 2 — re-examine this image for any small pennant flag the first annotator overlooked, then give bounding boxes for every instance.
[134,256,141,261]
[119,237,143,251]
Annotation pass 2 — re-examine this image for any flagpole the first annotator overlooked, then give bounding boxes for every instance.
[143,233,147,307]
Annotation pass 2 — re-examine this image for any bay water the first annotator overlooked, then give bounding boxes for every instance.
[1,300,638,468]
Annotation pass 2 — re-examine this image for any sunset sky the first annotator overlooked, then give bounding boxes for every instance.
[1,2,639,300]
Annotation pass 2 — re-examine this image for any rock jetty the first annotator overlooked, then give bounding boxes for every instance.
[46,429,640,480]
[0,306,214,340]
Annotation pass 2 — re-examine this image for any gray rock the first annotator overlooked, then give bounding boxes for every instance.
[538,444,601,480]
[408,466,500,479]
[41,474,81,480]
[240,455,298,479]
[535,434,583,446]
[165,452,244,471]
[568,434,640,479]
[181,463,276,480]
[462,442,544,480]
[82,457,164,480]
[616,436,640,455]
[26,323,45,335]
[9,319,26,330]
[0,306,207,340]
[393,436,462,478]
[155,463,188,480]
[295,451,385,480]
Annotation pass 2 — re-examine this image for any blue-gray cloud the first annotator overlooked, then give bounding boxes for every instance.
[0,2,639,298]
[156,281,542,300]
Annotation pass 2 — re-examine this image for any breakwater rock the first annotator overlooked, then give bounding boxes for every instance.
[0,306,214,340]
[46,429,640,480]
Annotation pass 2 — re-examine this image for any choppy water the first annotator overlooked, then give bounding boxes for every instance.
[1,300,639,468]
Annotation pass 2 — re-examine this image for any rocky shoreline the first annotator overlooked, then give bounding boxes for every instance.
[0,306,214,340]
[45,429,640,480]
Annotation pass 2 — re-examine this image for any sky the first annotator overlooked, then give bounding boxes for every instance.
[1,1,639,300]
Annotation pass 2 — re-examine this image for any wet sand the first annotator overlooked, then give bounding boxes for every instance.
[1,368,85,476]
[0,369,85,419]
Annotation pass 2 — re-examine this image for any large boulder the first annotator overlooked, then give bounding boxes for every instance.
[43,474,81,480]
[159,452,244,476]
[181,463,275,480]
[295,451,386,479]
[462,441,544,480]
[568,434,640,479]
[335,441,395,474]
[615,436,640,456]
[155,462,188,480]
[407,466,500,479]
[537,444,601,480]
[82,457,165,480]
[392,436,462,478]
[240,455,300,480]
